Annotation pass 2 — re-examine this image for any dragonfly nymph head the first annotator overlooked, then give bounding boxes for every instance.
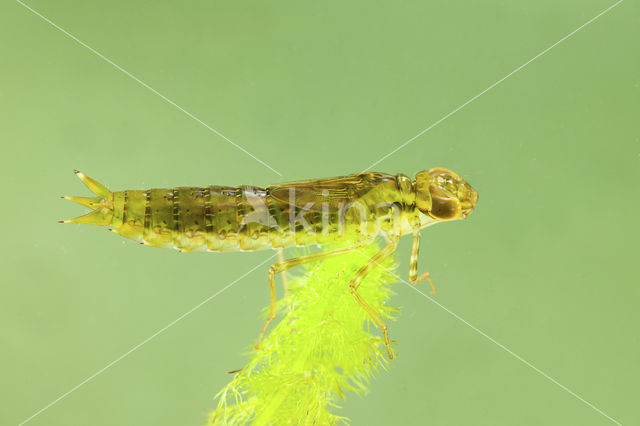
[414,168,478,222]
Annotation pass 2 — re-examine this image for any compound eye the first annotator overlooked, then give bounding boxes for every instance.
[429,186,461,220]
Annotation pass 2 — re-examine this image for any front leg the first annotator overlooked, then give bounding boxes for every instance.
[409,225,436,294]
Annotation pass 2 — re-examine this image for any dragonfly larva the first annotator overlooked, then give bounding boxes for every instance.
[62,168,478,359]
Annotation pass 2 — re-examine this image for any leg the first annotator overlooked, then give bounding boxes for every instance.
[277,249,290,298]
[255,244,362,349]
[351,238,399,359]
[409,227,436,294]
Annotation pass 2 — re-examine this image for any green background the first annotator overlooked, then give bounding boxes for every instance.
[1,1,638,425]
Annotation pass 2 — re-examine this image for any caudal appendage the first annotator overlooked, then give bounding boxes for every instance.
[60,170,115,226]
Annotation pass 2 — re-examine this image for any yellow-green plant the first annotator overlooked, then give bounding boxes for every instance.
[211,241,399,425]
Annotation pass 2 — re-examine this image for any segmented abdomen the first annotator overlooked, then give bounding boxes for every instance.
[112,173,410,252]
[113,186,266,252]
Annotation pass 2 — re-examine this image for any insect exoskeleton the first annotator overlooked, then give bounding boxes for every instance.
[62,168,478,359]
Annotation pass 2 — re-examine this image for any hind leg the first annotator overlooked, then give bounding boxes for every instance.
[277,249,290,298]
[255,244,362,349]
